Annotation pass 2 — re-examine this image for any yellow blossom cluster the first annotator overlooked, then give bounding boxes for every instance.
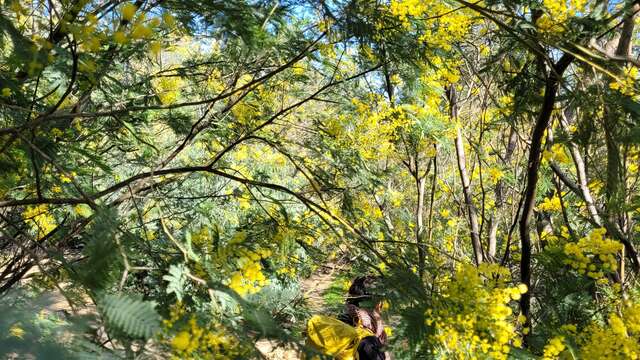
[163,303,244,359]
[425,264,526,359]
[229,83,277,127]
[60,171,77,183]
[121,3,137,21]
[537,195,563,212]
[541,225,571,246]
[588,179,603,194]
[420,13,474,51]
[563,228,622,280]
[421,58,463,89]
[326,96,412,160]
[227,248,272,296]
[194,225,212,242]
[291,63,307,76]
[352,193,384,227]
[318,42,336,59]
[389,0,429,26]
[276,266,297,277]
[389,0,474,51]
[537,0,588,34]
[543,143,571,164]
[152,76,185,104]
[384,188,405,208]
[207,69,225,94]
[113,6,174,46]
[542,335,566,360]
[628,147,640,174]
[71,14,104,53]
[231,144,287,168]
[486,167,505,185]
[549,302,640,359]
[47,4,174,76]
[22,204,57,240]
[9,324,25,339]
[610,65,638,96]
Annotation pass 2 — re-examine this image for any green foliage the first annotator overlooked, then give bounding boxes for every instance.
[97,293,161,340]
[2,0,640,358]
[73,208,122,291]
[249,279,308,328]
[322,275,350,314]
[163,264,189,301]
[0,290,74,359]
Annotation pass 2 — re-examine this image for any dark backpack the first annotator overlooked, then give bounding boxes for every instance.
[357,336,386,360]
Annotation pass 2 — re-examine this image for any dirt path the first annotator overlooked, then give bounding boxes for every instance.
[300,264,340,313]
[256,263,341,359]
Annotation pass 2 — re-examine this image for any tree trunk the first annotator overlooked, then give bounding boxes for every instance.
[426,150,438,265]
[615,3,639,58]
[448,86,483,265]
[560,113,602,226]
[519,54,573,346]
[417,176,427,279]
[488,127,518,259]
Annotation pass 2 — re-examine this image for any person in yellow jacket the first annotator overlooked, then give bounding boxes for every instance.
[307,276,387,360]
[306,314,377,360]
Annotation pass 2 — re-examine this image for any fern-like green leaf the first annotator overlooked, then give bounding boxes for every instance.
[163,264,188,301]
[97,293,160,340]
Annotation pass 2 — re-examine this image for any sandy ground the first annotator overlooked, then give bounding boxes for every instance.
[255,263,340,359]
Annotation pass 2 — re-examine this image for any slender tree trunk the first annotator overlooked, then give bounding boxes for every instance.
[487,215,498,259]
[519,54,573,346]
[488,127,518,259]
[426,149,438,257]
[448,86,483,265]
[417,176,427,279]
[560,113,602,226]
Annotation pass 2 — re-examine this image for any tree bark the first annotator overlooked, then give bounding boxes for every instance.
[488,127,518,259]
[448,86,483,265]
[615,3,639,58]
[426,149,438,265]
[416,176,427,279]
[560,113,602,226]
[519,54,573,346]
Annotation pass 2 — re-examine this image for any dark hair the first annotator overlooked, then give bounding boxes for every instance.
[358,336,386,360]
[347,276,371,306]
